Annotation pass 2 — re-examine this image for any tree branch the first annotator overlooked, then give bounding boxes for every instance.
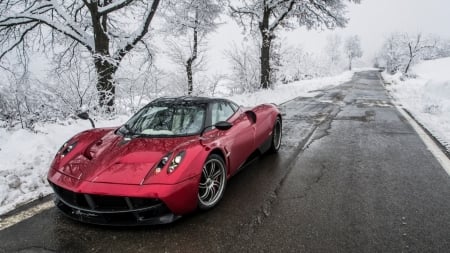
[98,0,136,16]
[0,23,39,59]
[0,1,94,52]
[269,0,295,31]
[114,0,160,61]
[309,0,346,28]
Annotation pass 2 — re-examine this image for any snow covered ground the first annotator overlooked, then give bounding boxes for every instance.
[0,117,128,216]
[383,57,450,153]
[0,71,354,216]
[227,71,354,106]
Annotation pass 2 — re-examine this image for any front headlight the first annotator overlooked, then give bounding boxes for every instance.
[60,141,78,157]
[141,150,187,184]
[167,151,186,174]
[153,152,172,174]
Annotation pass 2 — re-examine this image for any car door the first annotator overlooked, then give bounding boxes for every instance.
[252,105,274,149]
[210,101,255,174]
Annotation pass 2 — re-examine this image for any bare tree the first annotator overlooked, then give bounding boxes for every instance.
[379,33,437,74]
[163,0,221,95]
[344,35,362,70]
[0,55,65,129]
[0,0,161,111]
[205,73,226,96]
[325,34,342,64]
[224,41,260,93]
[380,33,405,73]
[404,34,436,74]
[48,50,96,113]
[116,64,164,113]
[228,0,360,89]
[278,44,304,82]
[165,38,208,94]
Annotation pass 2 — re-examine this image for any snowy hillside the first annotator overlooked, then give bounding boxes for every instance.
[383,57,450,153]
[0,71,353,216]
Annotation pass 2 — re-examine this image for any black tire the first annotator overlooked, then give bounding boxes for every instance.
[269,117,282,153]
[198,154,227,210]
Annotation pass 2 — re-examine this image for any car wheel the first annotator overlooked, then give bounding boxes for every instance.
[269,117,282,153]
[198,154,227,210]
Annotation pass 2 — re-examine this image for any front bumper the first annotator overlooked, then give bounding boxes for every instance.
[50,182,180,226]
[48,170,200,226]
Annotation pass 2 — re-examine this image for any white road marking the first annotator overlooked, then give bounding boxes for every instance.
[396,106,450,176]
[0,200,53,231]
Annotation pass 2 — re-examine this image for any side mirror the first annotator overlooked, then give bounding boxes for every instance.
[214,121,233,131]
[77,112,90,120]
[77,112,95,128]
[200,121,233,137]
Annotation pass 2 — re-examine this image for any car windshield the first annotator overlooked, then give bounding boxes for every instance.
[120,103,206,137]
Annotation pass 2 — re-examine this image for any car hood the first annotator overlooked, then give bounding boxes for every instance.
[56,130,199,185]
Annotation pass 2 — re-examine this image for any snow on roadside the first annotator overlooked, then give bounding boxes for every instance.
[0,71,353,216]
[383,57,450,153]
[0,116,128,216]
[227,70,354,106]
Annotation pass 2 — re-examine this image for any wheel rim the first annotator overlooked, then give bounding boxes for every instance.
[198,158,225,207]
[273,120,282,150]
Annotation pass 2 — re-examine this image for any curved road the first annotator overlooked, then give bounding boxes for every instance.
[1,71,450,252]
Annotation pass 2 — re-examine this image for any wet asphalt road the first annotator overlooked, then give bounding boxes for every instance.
[2,71,450,252]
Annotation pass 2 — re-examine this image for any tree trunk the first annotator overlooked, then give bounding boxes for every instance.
[348,56,352,70]
[94,58,117,110]
[259,6,271,89]
[260,34,272,89]
[404,44,414,74]
[90,3,116,111]
[404,58,413,74]
[185,11,198,96]
[186,62,193,95]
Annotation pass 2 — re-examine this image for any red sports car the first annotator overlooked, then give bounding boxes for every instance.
[47,96,282,225]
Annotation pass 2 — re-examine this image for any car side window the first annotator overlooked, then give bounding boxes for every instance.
[229,101,239,112]
[211,101,235,125]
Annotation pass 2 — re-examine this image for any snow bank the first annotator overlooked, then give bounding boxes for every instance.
[0,116,128,215]
[0,71,354,216]
[411,57,450,81]
[384,57,450,152]
[227,71,354,106]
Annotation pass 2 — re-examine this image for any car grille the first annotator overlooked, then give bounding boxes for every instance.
[50,183,161,212]
[49,182,175,225]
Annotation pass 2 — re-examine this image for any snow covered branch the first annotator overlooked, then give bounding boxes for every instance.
[113,0,160,61]
[268,0,295,31]
[0,1,94,53]
[98,0,136,15]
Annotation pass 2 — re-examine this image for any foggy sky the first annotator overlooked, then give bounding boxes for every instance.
[283,0,450,63]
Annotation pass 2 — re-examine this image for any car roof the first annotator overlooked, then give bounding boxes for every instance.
[151,96,232,105]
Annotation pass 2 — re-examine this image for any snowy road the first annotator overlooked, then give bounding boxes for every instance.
[1,71,450,252]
